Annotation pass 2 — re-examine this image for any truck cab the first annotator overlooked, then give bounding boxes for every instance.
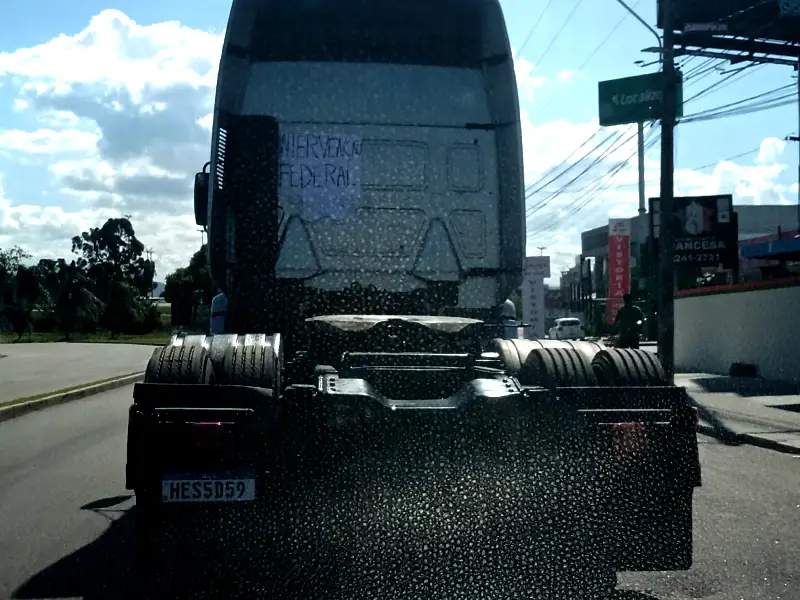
[192,0,525,344]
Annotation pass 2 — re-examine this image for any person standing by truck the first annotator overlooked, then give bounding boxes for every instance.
[209,285,228,335]
[614,293,644,349]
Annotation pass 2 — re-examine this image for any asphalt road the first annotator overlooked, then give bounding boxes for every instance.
[0,386,797,600]
[0,343,155,404]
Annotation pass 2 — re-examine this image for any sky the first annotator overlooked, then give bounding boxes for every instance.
[0,0,797,285]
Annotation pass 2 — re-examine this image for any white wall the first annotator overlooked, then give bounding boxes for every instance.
[675,283,800,383]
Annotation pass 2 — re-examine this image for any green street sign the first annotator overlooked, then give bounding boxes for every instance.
[598,72,683,127]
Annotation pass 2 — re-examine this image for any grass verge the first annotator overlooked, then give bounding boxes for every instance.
[0,331,172,345]
[0,372,142,409]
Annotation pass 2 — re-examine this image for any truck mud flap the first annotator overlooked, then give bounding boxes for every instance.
[126,383,279,493]
[545,385,699,571]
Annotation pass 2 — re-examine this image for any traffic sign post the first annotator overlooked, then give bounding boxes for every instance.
[598,72,683,127]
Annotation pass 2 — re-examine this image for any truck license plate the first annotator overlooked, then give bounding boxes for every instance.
[161,478,256,503]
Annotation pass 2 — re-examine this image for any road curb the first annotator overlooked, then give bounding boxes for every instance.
[697,423,800,455]
[0,372,145,424]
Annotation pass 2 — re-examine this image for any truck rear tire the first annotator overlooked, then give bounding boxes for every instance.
[520,347,598,388]
[144,343,214,385]
[218,333,283,394]
[491,339,606,380]
[592,348,668,387]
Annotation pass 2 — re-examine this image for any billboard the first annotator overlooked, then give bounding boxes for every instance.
[522,256,550,340]
[606,219,631,324]
[649,194,739,268]
[658,0,800,44]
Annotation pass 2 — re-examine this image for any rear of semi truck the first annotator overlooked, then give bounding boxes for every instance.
[127,1,702,598]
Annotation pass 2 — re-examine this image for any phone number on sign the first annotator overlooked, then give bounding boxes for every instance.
[673,253,721,264]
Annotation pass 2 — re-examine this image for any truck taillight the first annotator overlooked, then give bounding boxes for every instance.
[694,407,700,426]
[611,422,648,459]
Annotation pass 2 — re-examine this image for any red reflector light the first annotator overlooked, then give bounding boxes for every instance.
[694,407,701,426]
[611,423,648,459]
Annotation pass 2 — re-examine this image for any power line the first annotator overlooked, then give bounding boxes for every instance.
[682,83,794,120]
[682,93,796,123]
[526,127,634,214]
[682,57,718,79]
[525,129,614,198]
[531,0,642,120]
[526,124,641,219]
[537,144,762,194]
[528,132,662,237]
[530,0,587,69]
[692,63,765,105]
[514,0,556,60]
[688,146,762,171]
[550,125,660,197]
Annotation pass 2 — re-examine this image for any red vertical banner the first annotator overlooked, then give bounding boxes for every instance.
[606,219,631,324]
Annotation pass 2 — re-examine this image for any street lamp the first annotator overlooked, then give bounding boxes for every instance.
[613,0,662,67]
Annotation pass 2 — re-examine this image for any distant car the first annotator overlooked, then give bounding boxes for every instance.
[548,317,584,340]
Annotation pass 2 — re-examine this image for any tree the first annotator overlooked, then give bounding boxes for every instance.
[71,217,156,298]
[0,217,166,339]
[0,245,31,306]
[163,244,213,327]
[71,217,157,334]
[0,245,31,274]
[52,260,103,340]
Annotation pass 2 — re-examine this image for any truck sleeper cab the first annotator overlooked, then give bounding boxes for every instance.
[193,0,525,339]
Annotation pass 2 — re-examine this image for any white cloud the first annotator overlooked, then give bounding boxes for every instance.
[514,56,547,102]
[0,128,99,154]
[0,9,222,276]
[556,70,578,83]
[755,136,786,165]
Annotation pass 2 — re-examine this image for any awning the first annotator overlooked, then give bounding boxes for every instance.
[739,236,800,261]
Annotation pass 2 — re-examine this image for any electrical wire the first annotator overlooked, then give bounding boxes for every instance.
[689,146,763,171]
[523,5,792,234]
[538,144,763,194]
[525,129,616,199]
[524,52,761,213]
[523,128,603,195]
[527,131,661,237]
[526,127,636,211]
[530,0,588,69]
[526,125,642,220]
[682,83,794,119]
[684,62,759,104]
[681,93,796,123]
[530,0,642,120]
[514,0,556,60]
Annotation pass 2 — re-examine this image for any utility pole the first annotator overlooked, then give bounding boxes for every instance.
[637,121,646,215]
[781,64,800,233]
[658,0,677,383]
[796,59,800,232]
